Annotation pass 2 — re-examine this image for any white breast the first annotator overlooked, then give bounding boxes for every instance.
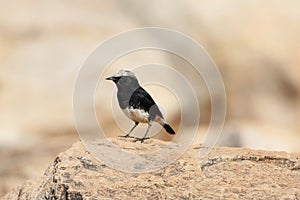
[122,107,149,123]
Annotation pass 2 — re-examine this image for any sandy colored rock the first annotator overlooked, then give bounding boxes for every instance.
[2,138,300,199]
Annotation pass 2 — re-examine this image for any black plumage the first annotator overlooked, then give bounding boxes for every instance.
[129,87,163,120]
[106,69,175,142]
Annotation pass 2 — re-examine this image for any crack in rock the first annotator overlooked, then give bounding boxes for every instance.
[200,155,300,171]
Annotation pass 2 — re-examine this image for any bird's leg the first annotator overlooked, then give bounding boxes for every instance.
[119,122,139,138]
[133,121,152,143]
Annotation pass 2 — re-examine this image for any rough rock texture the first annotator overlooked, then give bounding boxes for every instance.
[3,138,300,200]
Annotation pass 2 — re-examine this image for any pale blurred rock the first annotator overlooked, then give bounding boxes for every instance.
[2,138,300,199]
[0,0,300,152]
[0,132,78,198]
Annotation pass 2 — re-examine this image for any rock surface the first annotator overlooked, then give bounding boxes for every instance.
[2,138,300,199]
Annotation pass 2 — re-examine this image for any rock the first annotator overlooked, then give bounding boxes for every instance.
[2,138,300,199]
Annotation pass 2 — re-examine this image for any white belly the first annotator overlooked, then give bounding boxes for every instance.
[122,107,149,123]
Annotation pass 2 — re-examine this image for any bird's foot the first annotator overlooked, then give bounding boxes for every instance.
[132,137,150,143]
[118,134,134,139]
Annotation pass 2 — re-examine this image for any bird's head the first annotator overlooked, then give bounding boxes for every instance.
[106,69,139,88]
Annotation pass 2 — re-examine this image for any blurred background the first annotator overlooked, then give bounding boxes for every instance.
[1,0,300,197]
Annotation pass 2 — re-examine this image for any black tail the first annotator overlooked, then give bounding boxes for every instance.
[163,123,175,135]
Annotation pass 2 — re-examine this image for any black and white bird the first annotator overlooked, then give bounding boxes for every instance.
[106,69,175,142]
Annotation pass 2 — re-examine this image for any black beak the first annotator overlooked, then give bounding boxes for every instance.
[106,76,115,81]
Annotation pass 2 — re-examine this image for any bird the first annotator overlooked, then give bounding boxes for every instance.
[106,69,175,142]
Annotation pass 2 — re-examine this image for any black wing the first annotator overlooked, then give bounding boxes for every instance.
[129,87,163,120]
